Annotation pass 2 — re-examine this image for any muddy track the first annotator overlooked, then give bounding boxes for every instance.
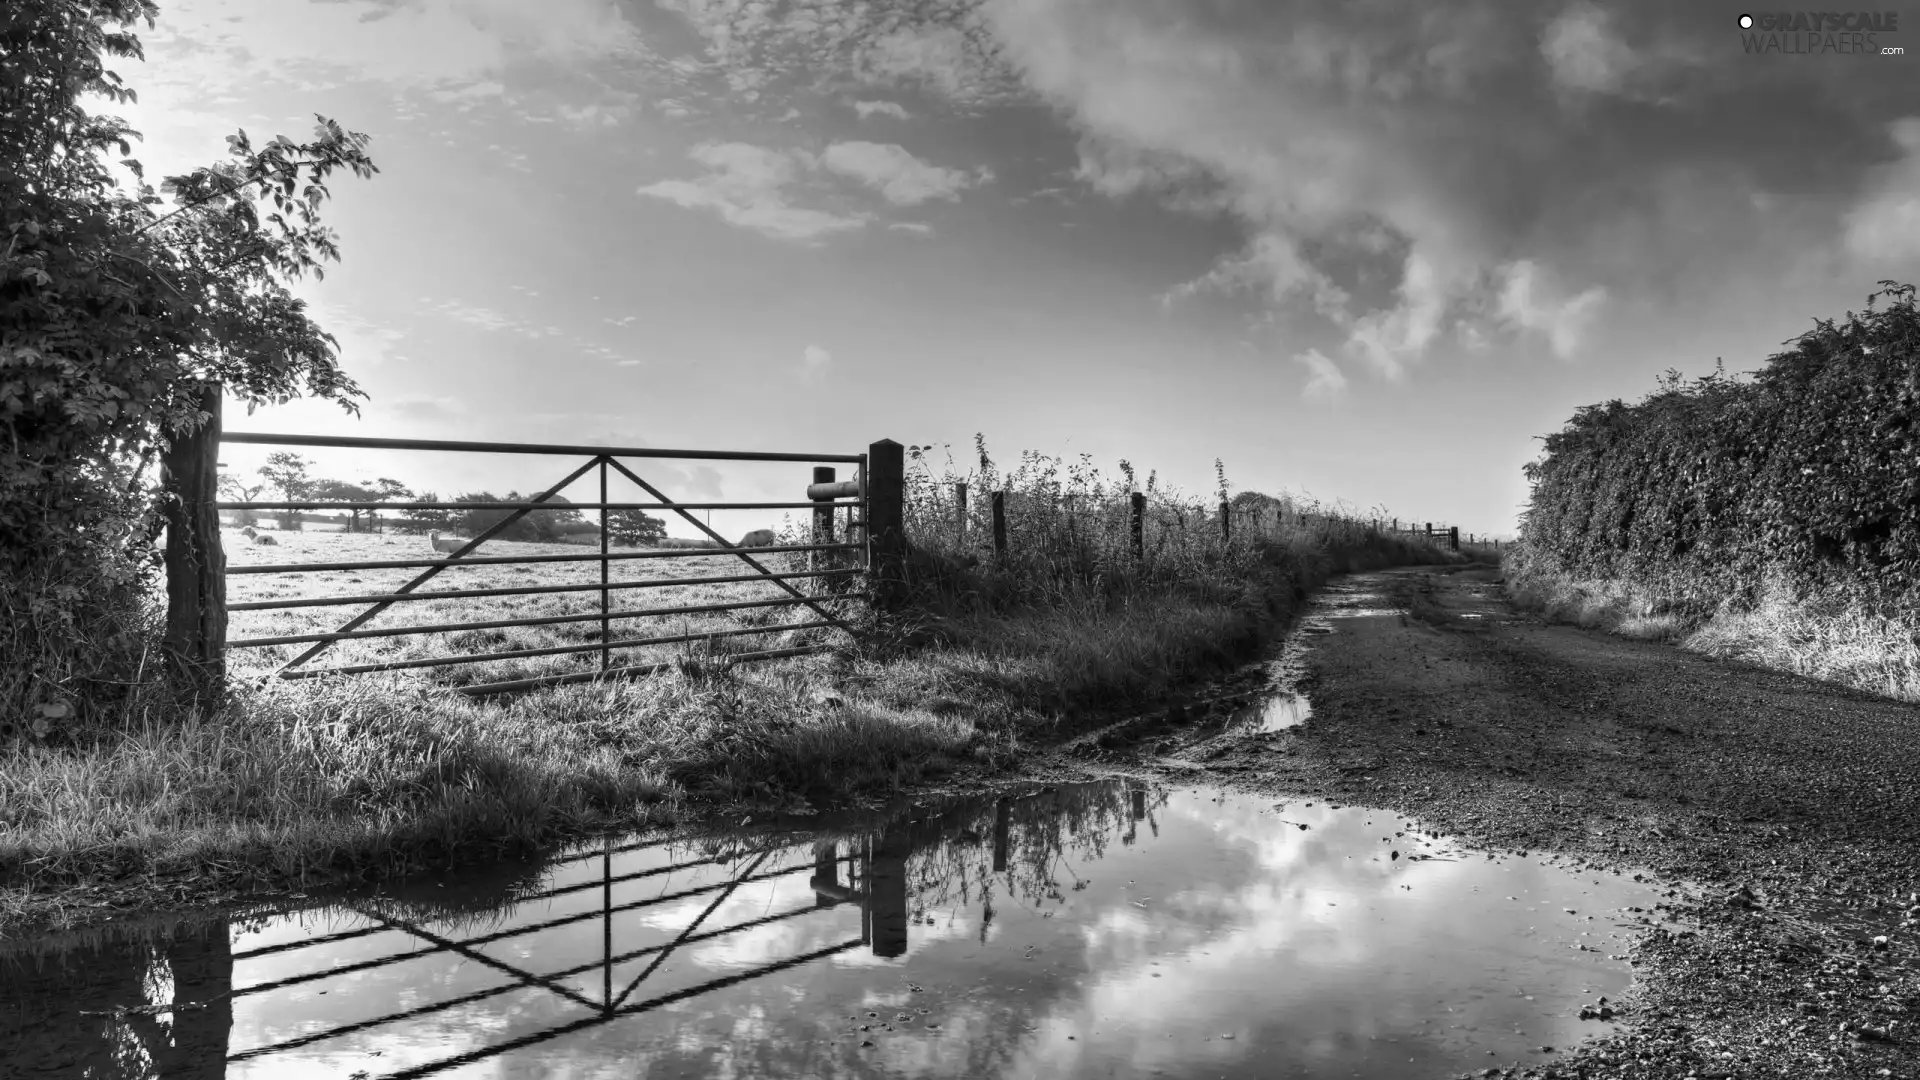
[1043,565,1920,1079]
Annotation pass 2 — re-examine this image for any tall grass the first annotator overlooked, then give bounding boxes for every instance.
[1502,541,1920,703]
[793,438,1463,719]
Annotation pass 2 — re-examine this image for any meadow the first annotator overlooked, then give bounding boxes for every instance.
[220,525,855,691]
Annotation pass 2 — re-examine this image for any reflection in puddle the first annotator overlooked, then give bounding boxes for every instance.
[1,783,1670,1080]
[1234,691,1313,731]
[1318,607,1400,619]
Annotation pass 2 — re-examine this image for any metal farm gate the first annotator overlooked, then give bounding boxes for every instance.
[164,394,902,696]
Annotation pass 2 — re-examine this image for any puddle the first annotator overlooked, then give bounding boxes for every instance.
[1232,690,1313,731]
[0,782,1672,1079]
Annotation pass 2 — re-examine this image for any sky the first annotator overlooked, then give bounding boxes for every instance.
[107,0,1920,539]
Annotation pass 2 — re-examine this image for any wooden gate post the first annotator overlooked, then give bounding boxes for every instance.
[162,381,228,700]
[991,490,1007,559]
[1130,492,1145,562]
[867,440,906,611]
[954,481,968,541]
[812,466,837,592]
[1449,526,1459,551]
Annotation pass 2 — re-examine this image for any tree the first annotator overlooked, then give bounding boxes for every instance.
[257,451,313,530]
[397,489,448,535]
[370,476,412,533]
[307,478,377,532]
[216,468,263,525]
[2,0,379,708]
[607,508,667,546]
[450,491,588,543]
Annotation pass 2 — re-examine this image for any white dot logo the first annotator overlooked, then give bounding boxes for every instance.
[1738,13,1754,28]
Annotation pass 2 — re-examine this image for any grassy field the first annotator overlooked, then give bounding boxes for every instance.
[0,446,1469,933]
[221,525,855,690]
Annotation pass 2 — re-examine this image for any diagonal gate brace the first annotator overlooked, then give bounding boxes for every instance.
[601,457,854,635]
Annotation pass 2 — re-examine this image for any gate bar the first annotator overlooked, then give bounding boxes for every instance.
[222,431,864,463]
[228,500,844,512]
[230,568,861,611]
[229,590,851,648]
[227,542,860,576]
[456,645,832,697]
[276,618,844,678]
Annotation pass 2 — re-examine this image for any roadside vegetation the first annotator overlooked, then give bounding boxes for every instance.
[1506,280,1920,703]
[1,435,1460,929]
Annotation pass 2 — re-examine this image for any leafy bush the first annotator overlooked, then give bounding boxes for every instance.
[1520,280,1920,615]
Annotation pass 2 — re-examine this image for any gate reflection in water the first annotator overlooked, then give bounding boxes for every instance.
[1,780,1665,1080]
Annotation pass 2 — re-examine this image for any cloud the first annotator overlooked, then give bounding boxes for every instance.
[650,0,1025,113]
[143,0,650,95]
[1539,3,1639,96]
[428,79,507,106]
[889,221,936,236]
[387,396,467,420]
[1843,118,1920,264]
[854,99,912,120]
[1293,348,1348,401]
[953,0,1920,381]
[432,300,521,334]
[637,142,870,242]
[426,297,633,364]
[297,294,406,370]
[1538,2,1704,103]
[801,344,832,381]
[1162,232,1350,319]
[820,141,986,205]
[1493,259,1609,360]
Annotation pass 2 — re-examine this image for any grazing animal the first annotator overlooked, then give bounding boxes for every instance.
[428,530,468,555]
[654,536,721,549]
[239,525,257,539]
[253,533,278,546]
[737,528,776,548]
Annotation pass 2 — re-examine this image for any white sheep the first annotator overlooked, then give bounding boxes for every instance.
[737,528,776,548]
[428,530,468,555]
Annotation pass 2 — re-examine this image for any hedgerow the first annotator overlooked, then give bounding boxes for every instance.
[1521,281,1920,615]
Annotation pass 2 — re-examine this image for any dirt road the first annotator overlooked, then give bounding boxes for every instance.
[1056,564,1920,1079]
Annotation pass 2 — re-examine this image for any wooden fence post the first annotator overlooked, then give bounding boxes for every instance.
[162,381,228,699]
[1130,492,1145,561]
[1449,526,1459,551]
[812,466,837,592]
[599,458,610,672]
[867,440,906,611]
[954,481,968,541]
[1220,500,1231,545]
[991,490,1007,559]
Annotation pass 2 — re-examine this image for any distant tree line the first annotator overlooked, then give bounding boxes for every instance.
[219,452,669,543]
